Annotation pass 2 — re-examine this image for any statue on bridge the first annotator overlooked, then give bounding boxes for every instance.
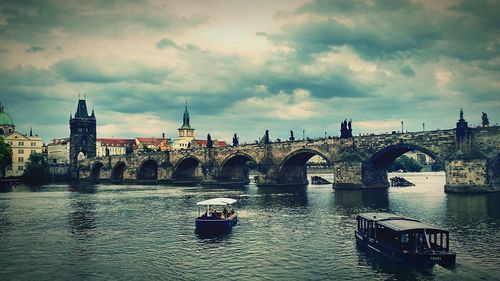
[232,133,239,146]
[105,146,110,156]
[262,129,270,144]
[207,133,213,148]
[482,112,490,127]
[289,130,295,141]
[340,119,353,138]
[125,144,133,156]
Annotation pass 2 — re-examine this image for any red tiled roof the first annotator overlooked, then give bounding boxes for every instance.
[135,137,169,146]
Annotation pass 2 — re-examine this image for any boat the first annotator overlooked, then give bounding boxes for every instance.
[355,212,456,267]
[195,197,238,233]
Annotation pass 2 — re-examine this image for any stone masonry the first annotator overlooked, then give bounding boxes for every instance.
[78,126,500,193]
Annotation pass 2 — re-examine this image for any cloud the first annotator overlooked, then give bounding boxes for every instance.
[51,57,171,84]
[26,46,44,53]
[400,65,416,77]
[156,38,180,49]
[0,1,211,43]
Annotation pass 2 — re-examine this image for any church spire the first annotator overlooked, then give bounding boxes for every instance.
[181,102,191,129]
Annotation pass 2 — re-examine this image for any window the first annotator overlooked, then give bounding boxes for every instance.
[18,165,24,171]
[31,142,36,146]
[18,157,24,162]
[18,141,24,145]
[18,149,24,154]
[6,165,11,171]
[31,150,36,154]
[7,141,12,145]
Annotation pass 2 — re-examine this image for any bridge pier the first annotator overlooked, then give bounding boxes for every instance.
[332,160,364,189]
[444,158,500,192]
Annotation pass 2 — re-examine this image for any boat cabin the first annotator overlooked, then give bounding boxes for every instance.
[355,212,456,267]
[357,213,450,253]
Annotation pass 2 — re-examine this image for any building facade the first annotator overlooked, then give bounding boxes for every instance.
[97,138,135,157]
[134,137,169,152]
[69,99,96,162]
[47,137,70,163]
[0,103,43,177]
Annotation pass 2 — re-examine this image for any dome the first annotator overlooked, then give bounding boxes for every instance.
[0,112,14,126]
[0,103,14,126]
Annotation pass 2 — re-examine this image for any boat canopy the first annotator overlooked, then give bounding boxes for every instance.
[378,219,447,232]
[196,198,237,206]
[357,212,447,232]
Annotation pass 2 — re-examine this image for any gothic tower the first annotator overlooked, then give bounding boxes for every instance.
[69,98,96,163]
[178,102,195,138]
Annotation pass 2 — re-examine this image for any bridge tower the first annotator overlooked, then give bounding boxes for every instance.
[69,98,96,164]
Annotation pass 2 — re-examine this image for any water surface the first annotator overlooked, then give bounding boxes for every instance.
[0,172,499,280]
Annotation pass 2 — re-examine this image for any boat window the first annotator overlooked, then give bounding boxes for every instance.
[401,233,409,243]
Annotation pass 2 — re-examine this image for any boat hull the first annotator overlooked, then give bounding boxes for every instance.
[195,215,238,233]
[355,231,456,267]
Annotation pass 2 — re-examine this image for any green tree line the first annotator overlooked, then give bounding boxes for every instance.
[388,155,422,172]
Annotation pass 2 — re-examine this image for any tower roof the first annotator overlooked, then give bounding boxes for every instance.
[74,99,93,118]
[0,102,14,126]
[180,102,192,129]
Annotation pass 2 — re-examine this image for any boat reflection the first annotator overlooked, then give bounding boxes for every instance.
[356,244,435,281]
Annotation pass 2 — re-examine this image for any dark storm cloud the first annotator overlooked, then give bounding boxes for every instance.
[272,8,441,60]
[272,0,499,63]
[51,57,171,84]
[26,46,44,53]
[156,38,180,49]
[0,0,211,43]
[400,65,415,77]
[0,65,58,86]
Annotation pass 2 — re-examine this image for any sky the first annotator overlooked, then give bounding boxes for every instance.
[0,0,499,143]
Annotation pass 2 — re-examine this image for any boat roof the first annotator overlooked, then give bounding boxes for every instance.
[357,212,447,232]
[196,198,237,206]
[358,212,407,222]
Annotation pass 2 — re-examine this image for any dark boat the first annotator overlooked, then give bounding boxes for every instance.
[355,212,456,267]
[195,198,238,234]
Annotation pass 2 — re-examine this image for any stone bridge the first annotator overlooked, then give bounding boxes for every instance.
[78,126,500,192]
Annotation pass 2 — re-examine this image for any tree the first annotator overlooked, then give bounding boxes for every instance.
[0,136,12,178]
[22,152,50,185]
[388,155,423,172]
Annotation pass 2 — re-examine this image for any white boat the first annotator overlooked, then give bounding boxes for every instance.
[195,198,238,233]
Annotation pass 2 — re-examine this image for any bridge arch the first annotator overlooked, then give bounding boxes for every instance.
[137,158,158,182]
[363,143,444,187]
[111,161,126,182]
[277,149,332,186]
[90,161,104,181]
[217,152,257,184]
[172,156,202,184]
[369,143,444,169]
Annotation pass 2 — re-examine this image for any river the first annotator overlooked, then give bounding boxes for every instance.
[0,172,499,280]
